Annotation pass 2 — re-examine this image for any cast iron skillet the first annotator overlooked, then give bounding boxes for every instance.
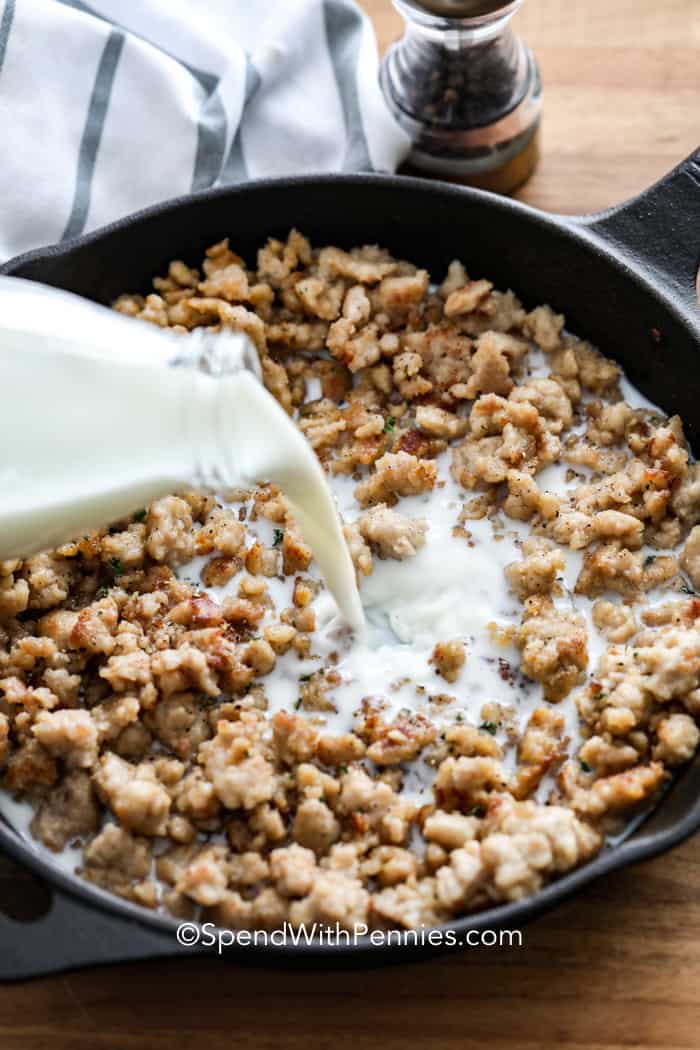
[0,150,699,979]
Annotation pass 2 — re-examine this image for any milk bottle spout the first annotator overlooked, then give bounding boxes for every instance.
[0,274,261,376]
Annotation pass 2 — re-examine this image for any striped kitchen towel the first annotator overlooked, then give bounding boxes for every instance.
[0,0,410,262]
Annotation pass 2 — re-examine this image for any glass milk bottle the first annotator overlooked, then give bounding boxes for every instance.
[0,277,363,633]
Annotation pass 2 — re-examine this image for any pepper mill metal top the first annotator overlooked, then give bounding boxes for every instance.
[380,0,541,193]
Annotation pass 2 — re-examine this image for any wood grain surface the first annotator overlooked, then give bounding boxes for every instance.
[1,1,700,1047]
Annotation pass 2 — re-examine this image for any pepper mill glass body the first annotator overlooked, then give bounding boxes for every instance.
[381,0,541,193]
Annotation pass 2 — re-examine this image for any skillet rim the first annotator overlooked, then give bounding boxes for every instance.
[2,170,698,335]
[2,170,700,963]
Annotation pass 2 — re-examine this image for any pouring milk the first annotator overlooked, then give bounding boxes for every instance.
[0,277,364,635]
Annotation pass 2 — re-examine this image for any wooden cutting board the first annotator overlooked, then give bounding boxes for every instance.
[1,2,699,1047]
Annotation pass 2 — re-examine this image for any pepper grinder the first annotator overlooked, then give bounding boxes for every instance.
[380,0,541,193]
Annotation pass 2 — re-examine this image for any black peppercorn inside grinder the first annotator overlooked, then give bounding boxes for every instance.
[380,0,541,193]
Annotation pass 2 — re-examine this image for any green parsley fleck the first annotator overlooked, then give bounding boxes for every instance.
[294,698,303,711]
[95,586,111,599]
[455,712,464,723]
[681,583,695,595]
[480,721,498,735]
[133,508,147,523]
[109,557,124,577]
[273,528,284,547]
[339,764,349,774]
[299,673,313,682]
[384,416,396,434]
[470,805,486,818]
[580,760,592,774]
[644,554,656,566]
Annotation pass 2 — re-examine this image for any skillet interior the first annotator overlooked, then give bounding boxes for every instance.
[2,172,700,965]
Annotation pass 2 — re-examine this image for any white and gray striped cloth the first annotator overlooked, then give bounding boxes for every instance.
[0,0,409,262]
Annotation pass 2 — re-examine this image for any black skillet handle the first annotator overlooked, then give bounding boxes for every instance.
[573,147,700,310]
[0,877,188,980]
